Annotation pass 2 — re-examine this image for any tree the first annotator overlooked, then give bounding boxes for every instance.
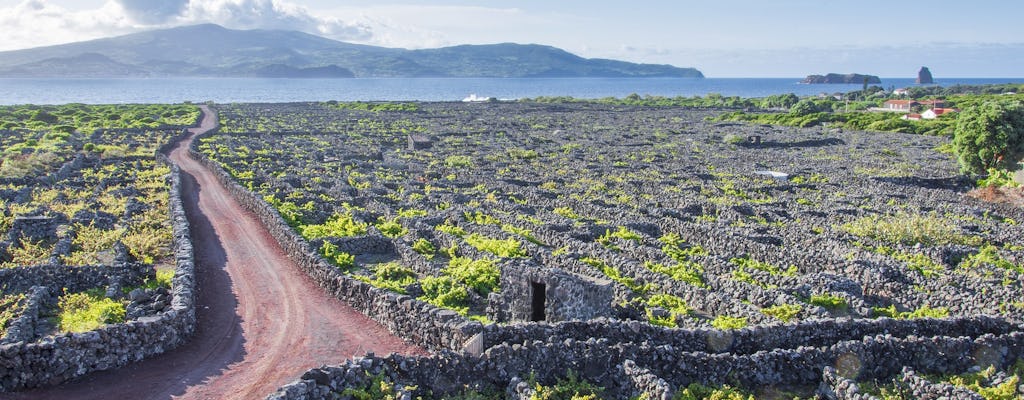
[952,100,1024,174]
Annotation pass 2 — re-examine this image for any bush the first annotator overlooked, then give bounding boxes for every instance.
[674,383,754,400]
[530,370,604,400]
[443,256,499,295]
[711,315,747,330]
[411,238,437,259]
[57,290,126,333]
[841,211,980,247]
[418,276,469,314]
[464,233,527,258]
[301,212,367,239]
[809,294,848,311]
[952,100,1024,174]
[761,304,802,322]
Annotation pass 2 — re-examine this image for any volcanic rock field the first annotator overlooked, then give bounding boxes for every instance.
[192,101,1024,399]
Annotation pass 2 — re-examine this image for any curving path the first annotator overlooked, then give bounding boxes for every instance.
[10,106,424,400]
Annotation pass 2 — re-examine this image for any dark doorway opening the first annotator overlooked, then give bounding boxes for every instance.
[530,282,546,322]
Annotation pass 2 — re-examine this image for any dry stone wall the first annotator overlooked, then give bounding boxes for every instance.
[189,127,483,352]
[0,143,197,392]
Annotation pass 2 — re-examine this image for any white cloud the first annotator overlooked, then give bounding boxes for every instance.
[0,0,371,51]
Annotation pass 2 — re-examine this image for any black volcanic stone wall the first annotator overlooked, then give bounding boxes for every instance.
[0,152,197,392]
[189,128,483,352]
[268,330,1024,399]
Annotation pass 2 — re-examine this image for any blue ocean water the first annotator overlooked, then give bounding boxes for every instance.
[0,77,1020,105]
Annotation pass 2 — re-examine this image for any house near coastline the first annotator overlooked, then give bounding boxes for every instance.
[901,107,958,120]
[893,88,910,96]
[883,99,946,111]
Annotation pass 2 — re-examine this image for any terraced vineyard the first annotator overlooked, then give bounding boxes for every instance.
[0,104,199,389]
[199,101,1022,399]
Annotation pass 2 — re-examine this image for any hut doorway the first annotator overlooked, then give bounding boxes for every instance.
[530,282,546,322]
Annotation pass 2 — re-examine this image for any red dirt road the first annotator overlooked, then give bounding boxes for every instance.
[9,106,424,400]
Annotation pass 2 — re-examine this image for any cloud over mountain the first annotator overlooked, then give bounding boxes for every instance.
[0,0,371,51]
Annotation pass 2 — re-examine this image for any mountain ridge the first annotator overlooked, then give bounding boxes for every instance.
[0,24,703,79]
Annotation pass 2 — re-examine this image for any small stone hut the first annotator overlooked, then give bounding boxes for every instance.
[489,261,614,323]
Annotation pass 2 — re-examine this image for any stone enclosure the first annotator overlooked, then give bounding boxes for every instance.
[194,101,1023,398]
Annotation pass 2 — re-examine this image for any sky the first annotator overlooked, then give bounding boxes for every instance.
[0,0,1021,77]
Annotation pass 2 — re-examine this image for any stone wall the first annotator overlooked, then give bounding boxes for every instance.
[188,128,482,352]
[268,330,1024,399]
[0,160,197,391]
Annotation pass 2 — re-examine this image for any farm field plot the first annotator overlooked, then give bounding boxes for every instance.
[204,101,1024,398]
[0,104,198,368]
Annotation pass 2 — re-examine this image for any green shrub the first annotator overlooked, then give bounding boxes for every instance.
[711,315,748,330]
[375,217,407,238]
[945,362,1022,400]
[361,262,417,294]
[144,268,174,289]
[952,100,1024,174]
[464,233,527,258]
[644,261,705,288]
[418,276,469,314]
[463,211,500,225]
[872,304,950,319]
[444,256,499,295]
[301,212,367,239]
[841,211,981,247]
[645,293,691,327]
[57,290,127,333]
[530,370,604,400]
[673,383,754,400]
[761,304,802,323]
[411,238,437,259]
[435,220,467,237]
[0,294,27,337]
[582,257,653,295]
[320,241,356,270]
[960,243,1022,273]
[444,155,473,168]
[729,255,797,276]
[501,224,544,246]
[553,207,581,220]
[809,294,848,311]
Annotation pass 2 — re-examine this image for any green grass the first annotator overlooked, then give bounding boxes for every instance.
[57,290,127,333]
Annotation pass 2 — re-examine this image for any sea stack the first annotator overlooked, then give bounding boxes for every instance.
[917,67,934,84]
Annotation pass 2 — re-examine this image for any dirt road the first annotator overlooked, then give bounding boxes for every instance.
[10,106,424,400]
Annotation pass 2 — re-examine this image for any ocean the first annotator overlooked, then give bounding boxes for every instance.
[0,77,1020,105]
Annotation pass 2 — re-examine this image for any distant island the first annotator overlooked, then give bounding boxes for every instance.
[0,24,703,79]
[801,73,881,84]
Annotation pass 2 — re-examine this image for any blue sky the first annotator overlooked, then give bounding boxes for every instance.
[0,0,1021,77]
